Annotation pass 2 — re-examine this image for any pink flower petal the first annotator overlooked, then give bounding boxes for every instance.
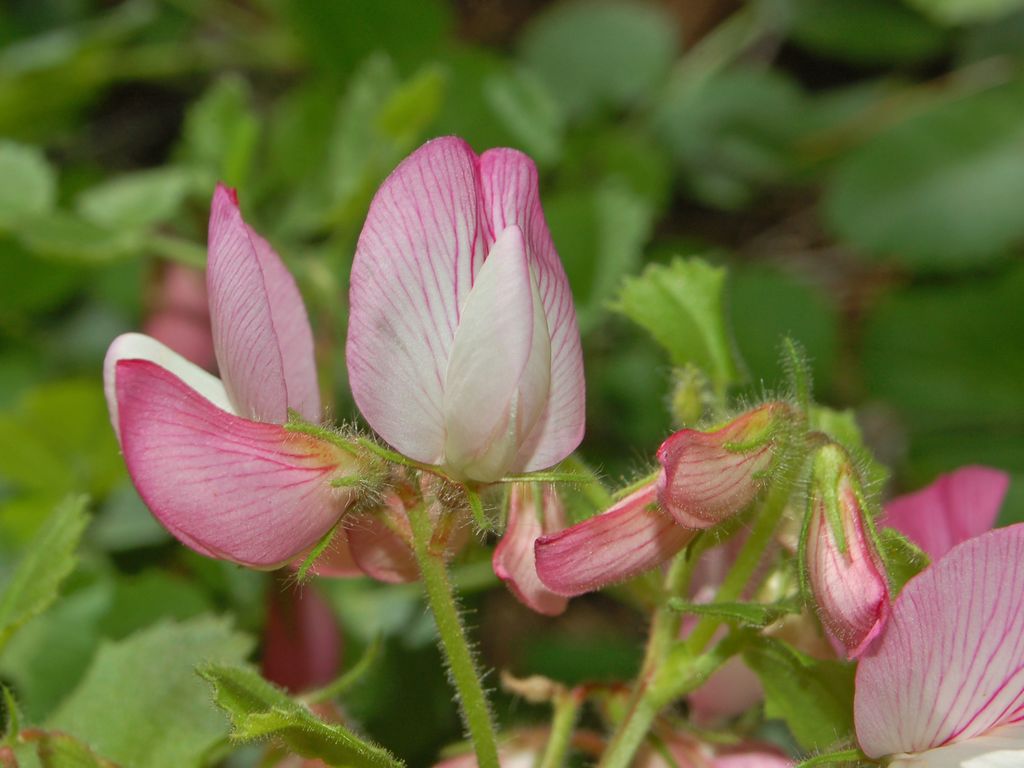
[689,654,764,725]
[207,184,320,423]
[493,484,568,616]
[855,524,1024,758]
[104,332,234,439]
[262,573,341,693]
[442,225,551,481]
[884,466,1010,561]
[115,358,354,567]
[347,137,486,465]
[478,149,585,472]
[535,482,695,596]
[345,495,419,584]
[296,531,365,579]
[657,404,793,529]
[887,723,1024,767]
[806,466,890,660]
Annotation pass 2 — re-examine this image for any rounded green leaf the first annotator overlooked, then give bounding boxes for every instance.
[824,81,1024,269]
[0,141,56,229]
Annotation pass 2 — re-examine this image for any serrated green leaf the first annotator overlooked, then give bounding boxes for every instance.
[75,168,193,231]
[613,258,739,392]
[825,80,1024,269]
[48,618,253,768]
[667,597,800,628]
[0,495,88,651]
[0,142,56,229]
[877,527,930,595]
[520,0,678,118]
[743,635,855,752]
[200,664,403,768]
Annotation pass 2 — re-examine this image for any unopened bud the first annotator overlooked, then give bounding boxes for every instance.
[804,444,890,659]
[656,402,796,529]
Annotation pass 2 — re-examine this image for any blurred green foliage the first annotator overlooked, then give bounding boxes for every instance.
[1,0,1023,764]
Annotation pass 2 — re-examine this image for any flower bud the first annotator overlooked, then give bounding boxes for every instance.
[804,445,890,659]
[656,402,796,529]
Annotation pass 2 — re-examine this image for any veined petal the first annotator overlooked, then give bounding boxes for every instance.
[888,724,1024,767]
[855,524,1024,758]
[884,466,1010,561]
[346,495,419,584]
[478,149,585,471]
[104,332,234,439]
[657,404,793,529]
[115,359,355,568]
[535,482,695,596]
[443,225,551,481]
[493,484,568,616]
[347,137,486,464]
[207,184,320,423]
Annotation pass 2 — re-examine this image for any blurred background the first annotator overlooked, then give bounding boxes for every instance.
[0,0,1022,764]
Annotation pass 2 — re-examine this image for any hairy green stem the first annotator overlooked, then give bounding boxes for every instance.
[537,690,581,768]
[407,504,500,768]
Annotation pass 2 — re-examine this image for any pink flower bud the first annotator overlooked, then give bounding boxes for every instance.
[804,445,890,659]
[493,484,569,616]
[657,403,796,529]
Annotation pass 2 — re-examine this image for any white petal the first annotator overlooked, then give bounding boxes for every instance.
[889,724,1024,767]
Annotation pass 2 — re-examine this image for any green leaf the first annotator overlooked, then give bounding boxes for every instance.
[788,0,947,65]
[743,635,856,753]
[178,76,259,190]
[613,258,740,393]
[0,142,56,229]
[877,528,929,595]
[0,495,88,651]
[75,168,193,231]
[3,685,20,744]
[825,80,1024,269]
[199,664,403,768]
[520,0,678,118]
[667,598,800,628]
[483,67,565,167]
[548,180,653,333]
[14,212,142,264]
[47,618,253,768]
[906,0,1024,24]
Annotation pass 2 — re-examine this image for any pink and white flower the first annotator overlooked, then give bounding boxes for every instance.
[103,185,360,568]
[346,136,585,483]
[855,523,1024,766]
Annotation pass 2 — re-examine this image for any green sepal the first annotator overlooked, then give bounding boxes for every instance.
[876,527,930,596]
[666,596,801,628]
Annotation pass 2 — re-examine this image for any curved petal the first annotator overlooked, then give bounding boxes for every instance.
[208,184,320,423]
[535,482,695,597]
[115,359,355,568]
[855,524,1024,758]
[443,225,551,481]
[345,496,419,584]
[347,137,486,464]
[884,467,1010,561]
[888,723,1024,767]
[493,484,568,616]
[478,148,585,471]
[297,531,364,579]
[104,332,234,439]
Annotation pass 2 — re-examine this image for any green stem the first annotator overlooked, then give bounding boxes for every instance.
[686,458,804,654]
[537,690,581,768]
[597,547,700,768]
[407,504,500,768]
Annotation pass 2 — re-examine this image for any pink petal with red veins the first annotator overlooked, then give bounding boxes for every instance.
[442,225,551,481]
[535,482,695,597]
[207,184,320,423]
[855,524,1024,759]
[262,573,341,693]
[478,149,585,472]
[104,333,234,439]
[884,466,1010,561]
[657,404,791,529]
[494,484,568,616]
[346,495,419,584]
[347,137,486,465]
[115,359,353,568]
